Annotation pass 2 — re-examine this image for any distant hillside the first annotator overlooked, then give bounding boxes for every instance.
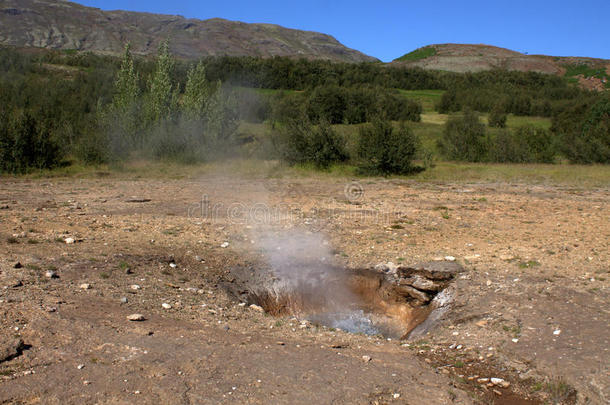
[393,44,610,90]
[0,0,377,63]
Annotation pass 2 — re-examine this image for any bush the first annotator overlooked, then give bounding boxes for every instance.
[357,119,421,175]
[488,106,507,128]
[273,119,348,169]
[439,109,487,162]
[0,111,62,173]
[488,125,555,163]
[554,95,609,164]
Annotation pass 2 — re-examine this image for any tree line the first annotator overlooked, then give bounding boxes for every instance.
[0,45,608,174]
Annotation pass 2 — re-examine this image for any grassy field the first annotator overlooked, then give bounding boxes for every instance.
[10,159,609,189]
[398,89,444,112]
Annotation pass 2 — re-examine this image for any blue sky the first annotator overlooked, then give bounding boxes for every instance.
[78,0,609,62]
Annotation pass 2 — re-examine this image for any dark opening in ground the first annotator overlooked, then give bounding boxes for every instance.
[226,261,462,339]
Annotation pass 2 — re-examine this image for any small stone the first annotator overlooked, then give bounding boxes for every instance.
[169,263,177,269]
[393,393,400,399]
[476,320,488,327]
[130,284,141,290]
[492,389,502,396]
[512,338,519,343]
[444,256,456,261]
[127,313,146,321]
[45,270,58,279]
[491,378,511,388]
[162,303,172,309]
[13,262,22,269]
[477,378,489,383]
[79,283,91,290]
[194,256,203,262]
[134,390,140,395]
[120,297,128,304]
[553,329,561,335]
[362,355,371,363]
[220,242,229,248]
[486,280,492,286]
[77,364,85,370]
[83,380,91,385]
[249,304,264,312]
[65,238,75,244]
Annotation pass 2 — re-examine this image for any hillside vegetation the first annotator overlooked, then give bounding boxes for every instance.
[0,44,608,176]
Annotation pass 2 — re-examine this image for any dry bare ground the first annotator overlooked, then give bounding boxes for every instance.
[0,172,608,404]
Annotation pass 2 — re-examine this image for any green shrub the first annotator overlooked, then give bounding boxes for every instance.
[437,89,461,114]
[357,119,422,175]
[273,119,348,169]
[439,110,487,162]
[0,111,62,173]
[488,106,507,128]
[552,95,610,163]
[488,130,530,163]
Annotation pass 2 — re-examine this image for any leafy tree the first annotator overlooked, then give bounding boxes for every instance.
[0,111,61,173]
[273,118,347,168]
[182,61,214,120]
[555,95,610,163]
[112,43,139,114]
[357,119,421,175]
[439,109,487,162]
[488,105,507,128]
[146,40,178,124]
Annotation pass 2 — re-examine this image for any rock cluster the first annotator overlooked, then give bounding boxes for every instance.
[376,261,463,306]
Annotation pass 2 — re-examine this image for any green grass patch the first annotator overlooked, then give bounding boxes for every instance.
[397,89,445,112]
[395,47,437,62]
[564,63,609,80]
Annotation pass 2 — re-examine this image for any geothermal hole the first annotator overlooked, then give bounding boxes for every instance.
[228,262,460,339]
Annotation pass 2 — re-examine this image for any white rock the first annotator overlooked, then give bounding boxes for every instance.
[249,304,264,312]
[486,280,492,286]
[362,355,371,362]
[65,238,75,244]
[130,284,141,290]
[393,393,400,399]
[169,263,177,268]
[79,283,91,290]
[127,313,146,321]
[162,303,172,309]
[220,242,229,248]
[77,364,85,370]
[553,329,561,335]
[512,338,519,343]
[45,270,58,279]
[444,256,456,261]
[491,378,510,388]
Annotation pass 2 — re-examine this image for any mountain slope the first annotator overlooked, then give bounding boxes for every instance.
[0,0,377,63]
[392,44,610,90]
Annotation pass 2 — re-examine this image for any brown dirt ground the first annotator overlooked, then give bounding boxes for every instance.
[0,174,608,404]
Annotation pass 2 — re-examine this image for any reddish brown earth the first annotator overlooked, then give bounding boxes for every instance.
[0,174,608,404]
[392,43,610,81]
